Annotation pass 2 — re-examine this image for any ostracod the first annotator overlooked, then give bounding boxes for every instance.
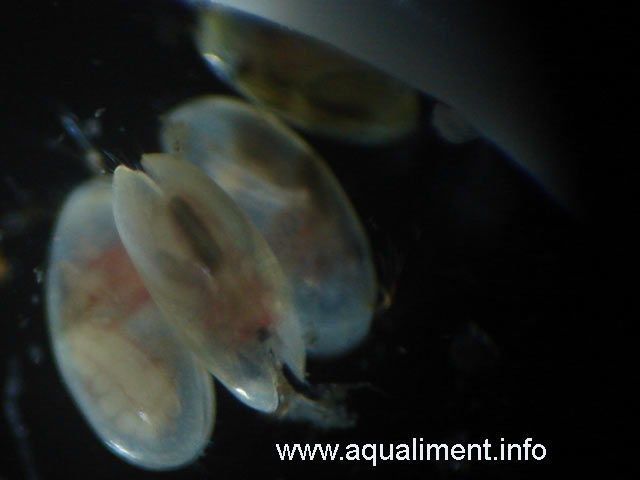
[46,177,215,470]
[113,154,306,412]
[161,96,377,357]
[193,4,420,144]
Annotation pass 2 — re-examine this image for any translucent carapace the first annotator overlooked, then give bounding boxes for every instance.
[112,154,306,412]
[161,96,377,357]
[46,177,215,470]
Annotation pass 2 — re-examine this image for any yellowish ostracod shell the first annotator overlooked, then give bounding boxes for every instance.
[194,5,420,144]
[161,96,376,357]
[46,177,215,470]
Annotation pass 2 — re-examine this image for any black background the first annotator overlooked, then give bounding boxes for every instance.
[0,1,631,479]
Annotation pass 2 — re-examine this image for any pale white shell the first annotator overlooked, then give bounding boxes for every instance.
[113,154,305,412]
[46,178,215,470]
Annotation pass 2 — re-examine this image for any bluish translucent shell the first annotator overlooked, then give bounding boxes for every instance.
[161,96,377,357]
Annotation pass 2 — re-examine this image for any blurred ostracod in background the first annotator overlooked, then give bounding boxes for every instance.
[193,4,420,144]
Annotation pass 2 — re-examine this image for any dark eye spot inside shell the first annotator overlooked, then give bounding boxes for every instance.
[167,196,224,274]
[256,327,271,343]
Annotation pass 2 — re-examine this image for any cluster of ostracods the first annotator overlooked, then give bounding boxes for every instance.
[44,3,427,470]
